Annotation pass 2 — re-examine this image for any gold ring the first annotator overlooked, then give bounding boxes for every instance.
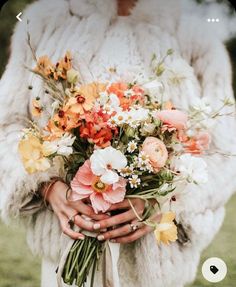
[68,213,78,228]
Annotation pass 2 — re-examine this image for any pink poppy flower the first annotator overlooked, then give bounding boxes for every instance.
[155,110,188,131]
[70,160,127,213]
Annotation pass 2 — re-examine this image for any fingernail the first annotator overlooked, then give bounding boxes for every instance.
[100,228,107,232]
[78,235,85,240]
[97,235,105,241]
[110,239,116,243]
[93,223,101,230]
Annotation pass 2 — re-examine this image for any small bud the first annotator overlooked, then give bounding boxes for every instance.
[67,68,79,84]
[156,64,165,77]
[125,126,135,138]
[167,49,174,56]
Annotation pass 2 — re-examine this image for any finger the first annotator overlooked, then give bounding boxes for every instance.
[98,220,144,241]
[60,215,85,240]
[74,214,96,232]
[111,225,153,244]
[93,210,136,230]
[69,200,110,220]
[107,200,130,211]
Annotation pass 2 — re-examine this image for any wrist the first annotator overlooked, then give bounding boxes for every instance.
[40,177,64,202]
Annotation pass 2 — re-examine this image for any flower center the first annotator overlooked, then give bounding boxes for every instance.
[92,176,109,193]
[106,163,112,170]
[58,110,65,118]
[76,95,85,104]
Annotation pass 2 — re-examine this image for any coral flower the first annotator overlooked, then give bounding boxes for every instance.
[155,110,188,131]
[142,137,168,173]
[184,132,211,155]
[65,83,106,115]
[70,160,127,213]
[154,212,178,244]
[18,134,51,174]
[79,109,117,147]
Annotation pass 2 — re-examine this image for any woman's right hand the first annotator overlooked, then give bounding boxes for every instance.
[44,180,109,240]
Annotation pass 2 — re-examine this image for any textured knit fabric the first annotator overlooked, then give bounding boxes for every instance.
[0,0,236,286]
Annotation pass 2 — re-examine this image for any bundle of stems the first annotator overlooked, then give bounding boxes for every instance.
[62,237,104,287]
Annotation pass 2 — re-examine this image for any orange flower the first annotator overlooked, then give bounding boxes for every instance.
[54,51,72,80]
[32,99,43,117]
[108,82,128,98]
[45,109,80,140]
[65,83,106,115]
[108,83,144,110]
[34,56,55,78]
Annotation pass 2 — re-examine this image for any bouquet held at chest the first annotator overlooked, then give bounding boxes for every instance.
[18,48,234,287]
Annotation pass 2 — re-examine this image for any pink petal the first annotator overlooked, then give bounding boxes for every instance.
[90,192,111,214]
[102,177,126,204]
[71,181,93,195]
[69,191,90,201]
[156,110,188,130]
[73,160,94,186]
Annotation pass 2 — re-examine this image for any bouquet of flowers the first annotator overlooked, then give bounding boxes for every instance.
[18,47,233,287]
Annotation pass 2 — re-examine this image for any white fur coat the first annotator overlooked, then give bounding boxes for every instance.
[0,0,236,286]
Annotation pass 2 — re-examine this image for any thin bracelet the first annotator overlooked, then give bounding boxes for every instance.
[41,177,65,211]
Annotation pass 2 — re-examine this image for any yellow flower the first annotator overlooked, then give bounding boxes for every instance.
[18,134,51,174]
[154,212,178,245]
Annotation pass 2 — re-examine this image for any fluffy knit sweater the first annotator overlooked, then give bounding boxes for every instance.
[0,0,236,286]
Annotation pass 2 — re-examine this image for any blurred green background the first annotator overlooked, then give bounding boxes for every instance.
[0,1,236,287]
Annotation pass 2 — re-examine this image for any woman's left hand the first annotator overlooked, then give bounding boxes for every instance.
[93,198,155,243]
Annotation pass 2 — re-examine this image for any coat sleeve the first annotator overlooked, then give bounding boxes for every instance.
[132,15,236,287]
[0,1,69,223]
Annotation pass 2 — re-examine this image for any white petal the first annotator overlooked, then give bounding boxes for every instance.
[90,149,107,175]
[101,170,119,184]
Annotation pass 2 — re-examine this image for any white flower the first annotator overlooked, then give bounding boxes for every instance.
[127,107,149,127]
[143,79,162,99]
[137,152,153,172]
[90,146,127,184]
[129,175,141,188]
[43,134,75,157]
[124,89,135,97]
[127,141,137,153]
[111,111,128,126]
[172,154,208,184]
[120,165,134,177]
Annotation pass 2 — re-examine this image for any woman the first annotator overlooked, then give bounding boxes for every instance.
[0,0,236,286]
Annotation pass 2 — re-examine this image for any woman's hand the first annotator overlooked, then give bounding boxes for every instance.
[44,180,108,240]
[93,198,155,243]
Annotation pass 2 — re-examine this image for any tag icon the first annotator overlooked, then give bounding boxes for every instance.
[202,257,227,283]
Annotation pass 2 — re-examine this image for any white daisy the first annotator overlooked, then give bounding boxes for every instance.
[129,174,141,188]
[127,141,138,153]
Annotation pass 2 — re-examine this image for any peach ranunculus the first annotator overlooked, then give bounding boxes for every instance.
[184,131,211,155]
[155,109,188,131]
[65,83,106,115]
[18,134,51,174]
[142,137,168,173]
[70,160,127,213]
[154,212,178,244]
